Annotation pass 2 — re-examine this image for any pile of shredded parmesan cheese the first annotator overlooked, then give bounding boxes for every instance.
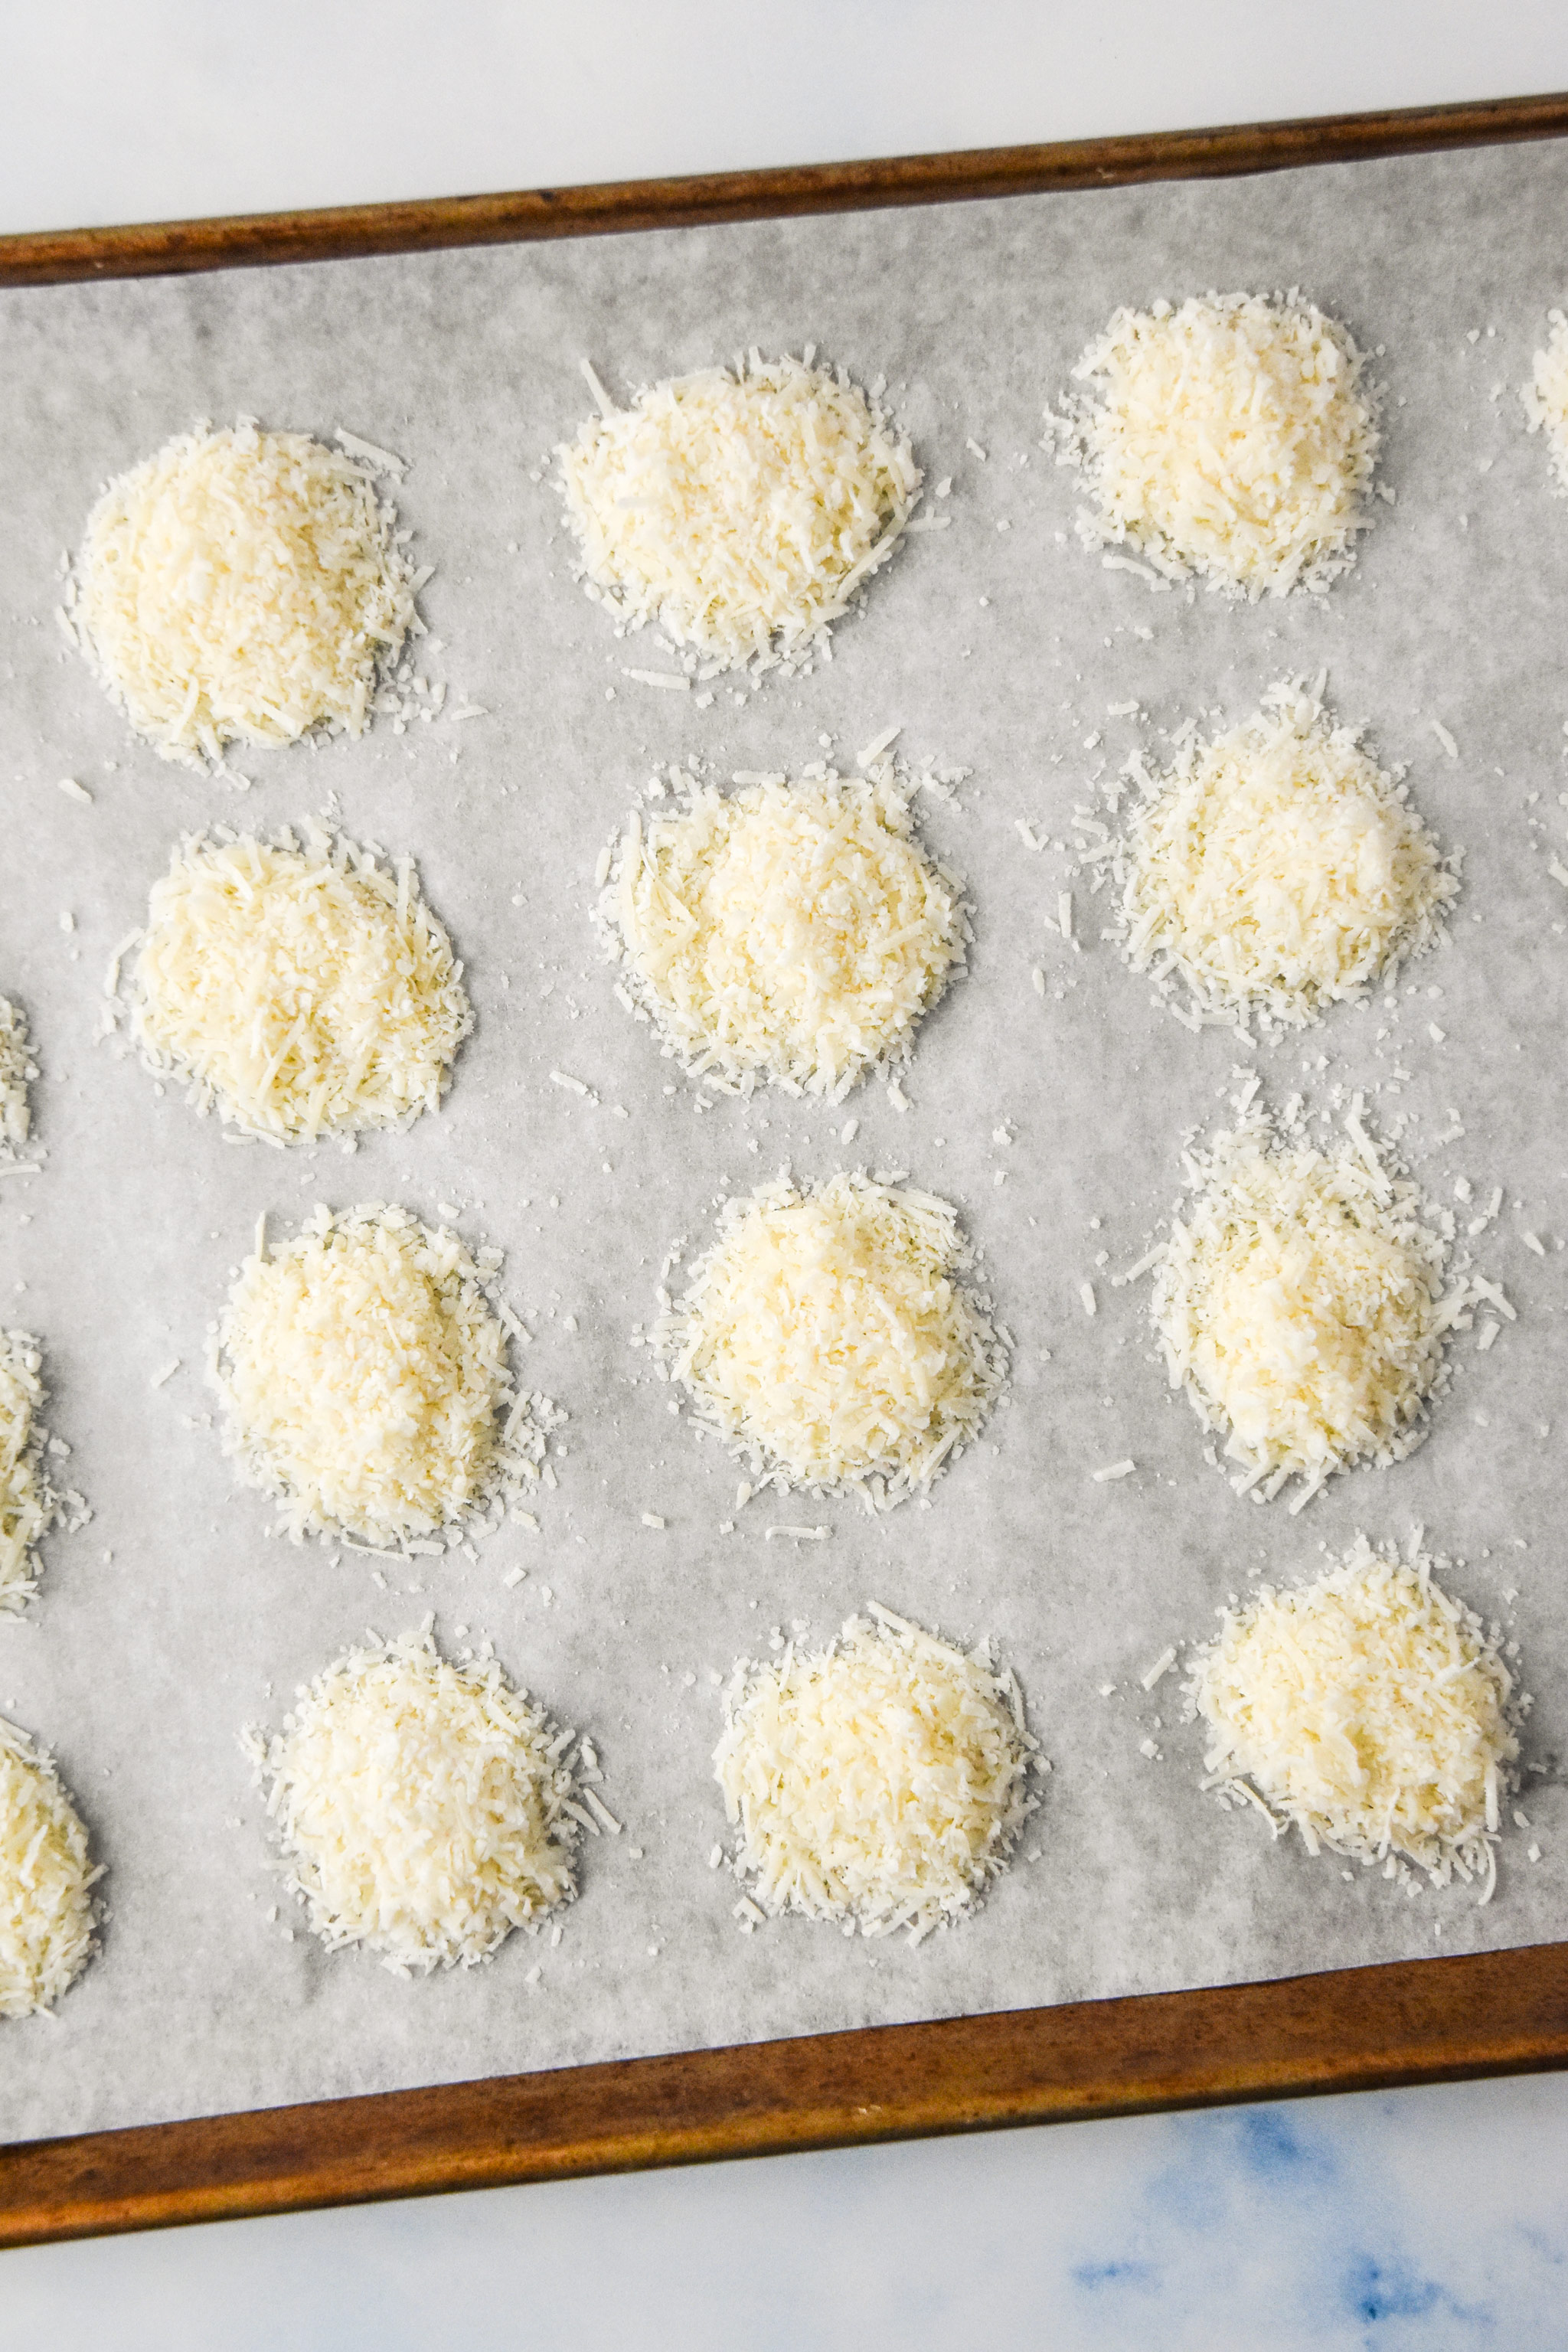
[1188,1534,1520,1894]
[658,1170,1006,1508]
[715,1603,1037,1940]
[214,1204,554,1548]
[0,1717,100,2016]
[1119,681,1455,1025]
[0,998,38,1164]
[124,825,471,1143]
[604,773,965,1096]
[1524,309,1568,492]
[557,351,920,673]
[243,1625,579,1975]
[1049,292,1377,596]
[1152,1112,1453,1503]
[0,1331,77,1612]
[77,420,416,765]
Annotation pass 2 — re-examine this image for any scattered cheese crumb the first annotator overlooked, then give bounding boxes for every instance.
[77,421,416,766]
[125,827,470,1143]
[657,1170,1005,1509]
[714,1603,1036,1939]
[604,774,964,1098]
[242,1625,580,1975]
[0,1717,101,2016]
[557,353,920,675]
[1190,1534,1520,1892]
[1052,292,1377,596]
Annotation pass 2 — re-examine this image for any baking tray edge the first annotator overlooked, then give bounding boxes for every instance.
[2,90,1567,286]
[0,1945,1563,2246]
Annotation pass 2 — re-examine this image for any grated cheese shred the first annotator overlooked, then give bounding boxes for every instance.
[0,1331,83,1612]
[77,420,416,766]
[1524,309,1568,493]
[657,1171,1006,1508]
[1049,292,1377,596]
[126,825,471,1142]
[214,1204,556,1547]
[1119,681,1455,1025]
[604,773,965,1097]
[1188,1535,1521,1892]
[0,1717,101,2016]
[715,1604,1037,1939]
[243,1625,579,1975]
[557,351,920,674]
[1152,1112,1450,1497]
[0,998,38,1165]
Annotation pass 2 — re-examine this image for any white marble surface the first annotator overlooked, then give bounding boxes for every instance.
[8,2076,1568,2349]
[6,6,1568,2343]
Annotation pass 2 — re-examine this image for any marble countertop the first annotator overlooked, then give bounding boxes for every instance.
[5,5,1568,2343]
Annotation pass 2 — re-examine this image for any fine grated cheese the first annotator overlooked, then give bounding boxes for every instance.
[77,420,416,766]
[0,998,38,1165]
[242,1624,579,1975]
[1187,1534,1521,1893]
[214,1204,557,1547]
[604,773,965,1098]
[1152,1112,1450,1497]
[657,1171,1006,1509]
[557,351,920,675]
[1049,292,1377,596]
[0,1717,101,2016]
[0,1331,84,1612]
[714,1603,1037,1939]
[1119,680,1455,1025]
[1524,309,1568,493]
[126,825,471,1142]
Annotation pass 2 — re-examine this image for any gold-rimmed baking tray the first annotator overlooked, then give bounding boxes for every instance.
[2,90,1566,2246]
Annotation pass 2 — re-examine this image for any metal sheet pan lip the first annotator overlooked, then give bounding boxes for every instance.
[2,1939,1565,2249]
[2,88,1567,289]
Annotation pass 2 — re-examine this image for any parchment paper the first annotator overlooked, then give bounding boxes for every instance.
[2,136,1566,2144]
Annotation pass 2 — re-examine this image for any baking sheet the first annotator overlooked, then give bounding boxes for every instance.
[2,134,1566,2146]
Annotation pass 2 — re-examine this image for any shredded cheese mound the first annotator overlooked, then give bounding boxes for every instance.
[244,1625,578,1975]
[129,825,471,1142]
[0,1717,100,2017]
[1121,681,1454,1024]
[606,775,965,1097]
[1524,309,1568,492]
[0,1331,71,1613]
[557,352,920,673]
[77,420,416,765]
[715,1603,1036,1939]
[214,1204,553,1547]
[1189,1535,1519,1892]
[658,1170,1005,1508]
[1152,1114,1449,1498]
[1052,292,1377,596]
[0,998,37,1163]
